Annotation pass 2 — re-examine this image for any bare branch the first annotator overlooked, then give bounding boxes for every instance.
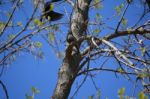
[0,80,9,99]
[0,0,20,37]
[78,67,137,76]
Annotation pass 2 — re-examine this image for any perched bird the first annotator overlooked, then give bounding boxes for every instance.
[40,0,63,21]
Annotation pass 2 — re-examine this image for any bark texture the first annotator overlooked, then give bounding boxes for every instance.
[51,0,92,99]
[71,0,91,41]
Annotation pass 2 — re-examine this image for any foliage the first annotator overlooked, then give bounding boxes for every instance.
[25,87,40,99]
[0,0,150,99]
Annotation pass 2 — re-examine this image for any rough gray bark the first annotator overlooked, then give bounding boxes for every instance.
[51,0,92,99]
[71,0,91,41]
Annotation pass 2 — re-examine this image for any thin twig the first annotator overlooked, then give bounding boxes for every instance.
[70,57,90,99]
[0,0,20,37]
[0,80,9,99]
[78,68,137,76]
[115,3,129,33]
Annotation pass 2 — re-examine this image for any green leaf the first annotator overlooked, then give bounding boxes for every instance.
[125,96,130,99]
[34,18,43,26]
[93,28,100,36]
[96,13,102,21]
[115,4,124,14]
[47,16,51,21]
[127,28,132,33]
[96,90,101,99]
[8,34,15,39]
[138,92,145,99]
[121,17,128,26]
[95,0,99,3]
[118,68,123,73]
[0,22,4,30]
[94,0,103,9]
[31,87,40,94]
[118,87,125,95]
[17,22,22,26]
[49,4,54,11]
[35,41,42,48]
[7,12,11,17]
[89,95,94,99]
[51,24,59,31]
[138,73,149,79]
[25,94,34,99]
[140,47,146,56]
[48,33,55,42]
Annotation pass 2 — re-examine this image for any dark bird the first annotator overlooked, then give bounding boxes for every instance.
[146,0,150,9]
[51,0,64,3]
[40,0,63,21]
[126,0,132,4]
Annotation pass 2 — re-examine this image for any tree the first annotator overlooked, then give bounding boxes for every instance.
[0,0,150,99]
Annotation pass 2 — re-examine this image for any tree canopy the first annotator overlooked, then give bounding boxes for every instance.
[0,0,150,99]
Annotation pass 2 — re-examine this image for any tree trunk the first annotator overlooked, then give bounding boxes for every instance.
[51,0,92,99]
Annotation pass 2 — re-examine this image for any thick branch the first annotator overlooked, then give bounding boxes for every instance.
[82,28,150,56]
[0,80,9,99]
[51,0,92,99]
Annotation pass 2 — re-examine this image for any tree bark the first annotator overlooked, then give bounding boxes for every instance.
[51,0,92,99]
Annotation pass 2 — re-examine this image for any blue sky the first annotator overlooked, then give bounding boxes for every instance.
[0,0,149,99]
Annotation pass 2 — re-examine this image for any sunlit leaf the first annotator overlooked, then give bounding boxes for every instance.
[48,33,55,42]
[95,0,99,3]
[118,87,125,95]
[93,28,100,36]
[8,34,15,39]
[49,4,54,11]
[7,12,11,17]
[138,92,145,99]
[115,3,124,14]
[31,87,40,94]
[0,22,4,31]
[88,95,94,99]
[125,96,130,99]
[25,94,34,99]
[34,18,43,26]
[35,41,42,48]
[17,22,22,26]
[96,13,102,21]
[94,0,103,9]
[140,47,146,56]
[47,16,51,21]
[122,17,128,26]
[127,28,132,33]
[138,73,149,79]
[96,90,101,99]
[51,24,59,31]
[118,68,123,73]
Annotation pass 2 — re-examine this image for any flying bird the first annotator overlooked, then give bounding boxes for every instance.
[40,0,63,21]
[146,0,150,9]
